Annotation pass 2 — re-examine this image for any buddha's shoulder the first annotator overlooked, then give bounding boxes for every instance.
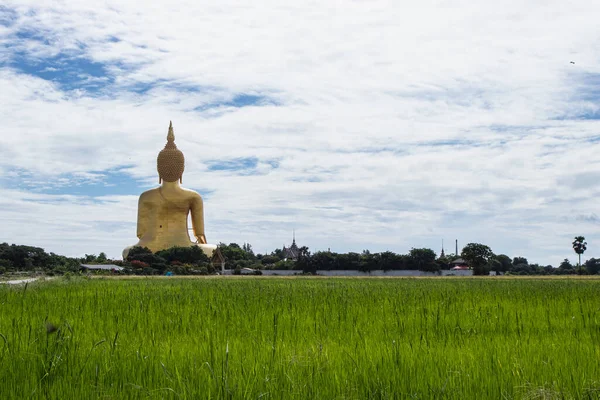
[180,187,203,200]
[138,188,161,199]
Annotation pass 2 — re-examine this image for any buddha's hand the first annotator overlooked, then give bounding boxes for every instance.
[196,234,207,244]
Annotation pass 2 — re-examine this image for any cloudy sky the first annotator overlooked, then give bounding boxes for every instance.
[1,1,599,265]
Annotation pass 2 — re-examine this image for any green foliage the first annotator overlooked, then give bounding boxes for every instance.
[509,263,548,275]
[125,246,153,260]
[270,248,285,260]
[296,246,313,274]
[572,236,587,269]
[495,254,512,273]
[409,248,437,271]
[486,259,502,275]
[228,260,255,271]
[358,250,378,272]
[242,243,254,256]
[559,258,574,270]
[125,247,162,273]
[512,256,528,266]
[155,246,210,265]
[1,279,600,398]
[0,242,48,270]
[0,240,586,277]
[461,243,494,275]
[218,242,255,263]
[0,243,80,273]
[270,260,296,270]
[126,247,167,273]
[572,236,587,256]
[379,251,405,271]
[584,258,600,275]
[141,266,159,275]
[0,259,13,270]
[123,246,215,275]
[261,254,281,265]
[130,260,149,269]
[84,254,97,263]
[97,252,108,263]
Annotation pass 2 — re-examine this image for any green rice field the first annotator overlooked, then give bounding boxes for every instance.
[1,277,600,399]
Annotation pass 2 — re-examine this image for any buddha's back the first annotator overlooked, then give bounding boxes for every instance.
[136,187,197,251]
[122,122,216,259]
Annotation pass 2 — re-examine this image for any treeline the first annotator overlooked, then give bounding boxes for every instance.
[216,242,600,275]
[0,243,219,276]
[0,243,80,275]
[222,245,447,272]
[1,241,599,276]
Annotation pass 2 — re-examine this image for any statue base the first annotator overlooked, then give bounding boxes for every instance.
[196,243,217,258]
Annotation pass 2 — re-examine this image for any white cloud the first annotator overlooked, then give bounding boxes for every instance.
[1,0,600,265]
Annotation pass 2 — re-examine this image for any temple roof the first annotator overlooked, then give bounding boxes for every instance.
[283,234,300,259]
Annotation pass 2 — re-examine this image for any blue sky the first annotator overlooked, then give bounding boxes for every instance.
[1,1,600,264]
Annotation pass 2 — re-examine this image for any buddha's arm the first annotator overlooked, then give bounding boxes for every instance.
[190,194,207,244]
[136,196,149,239]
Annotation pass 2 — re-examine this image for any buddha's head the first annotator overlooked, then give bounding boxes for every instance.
[157,121,185,183]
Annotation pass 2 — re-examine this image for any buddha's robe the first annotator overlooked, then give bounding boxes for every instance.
[123,185,216,258]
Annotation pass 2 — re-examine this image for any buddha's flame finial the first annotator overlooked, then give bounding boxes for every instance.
[167,121,175,143]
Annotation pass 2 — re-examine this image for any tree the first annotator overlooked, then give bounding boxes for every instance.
[572,236,587,268]
[337,252,361,270]
[408,248,438,272]
[487,259,502,275]
[270,248,284,260]
[380,251,404,271]
[461,243,494,275]
[155,246,210,265]
[311,251,337,271]
[512,256,528,266]
[242,243,255,257]
[261,254,281,266]
[495,254,512,274]
[125,246,168,273]
[296,246,313,273]
[125,246,153,261]
[218,243,250,262]
[584,258,600,275]
[557,259,575,275]
[97,252,108,263]
[360,250,380,272]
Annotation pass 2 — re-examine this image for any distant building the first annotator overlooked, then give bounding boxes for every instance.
[211,248,226,272]
[450,258,469,270]
[80,264,124,272]
[282,232,300,261]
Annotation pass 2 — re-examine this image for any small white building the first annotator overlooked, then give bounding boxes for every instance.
[80,264,124,272]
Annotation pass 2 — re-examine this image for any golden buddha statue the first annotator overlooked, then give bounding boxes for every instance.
[122,122,217,259]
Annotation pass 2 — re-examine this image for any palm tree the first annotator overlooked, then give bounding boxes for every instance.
[572,236,587,268]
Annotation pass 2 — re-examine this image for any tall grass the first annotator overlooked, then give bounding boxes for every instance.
[0,277,599,399]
